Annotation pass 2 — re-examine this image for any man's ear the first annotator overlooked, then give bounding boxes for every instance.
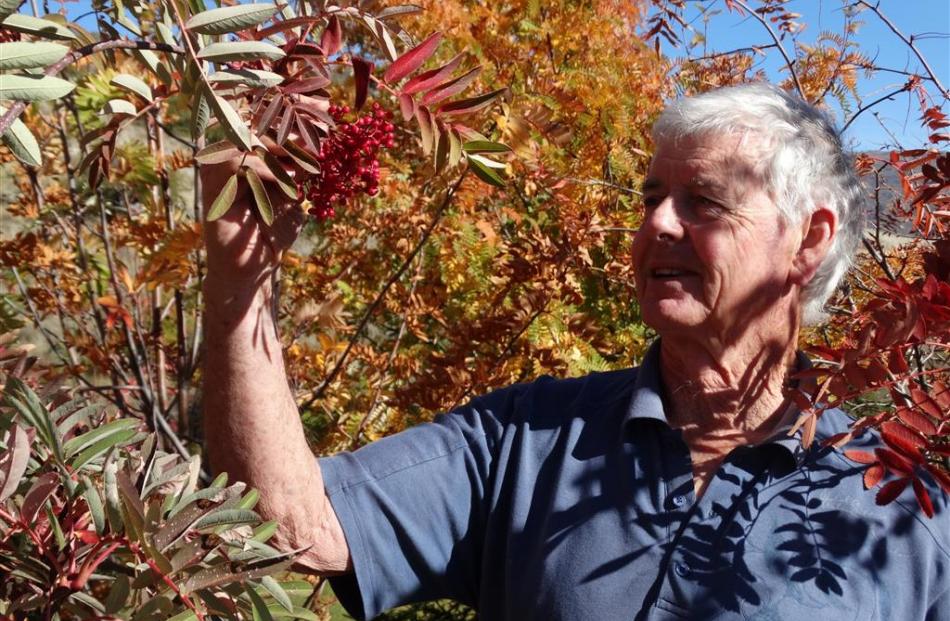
[790,207,837,286]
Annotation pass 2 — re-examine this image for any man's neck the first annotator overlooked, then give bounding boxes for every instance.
[658,328,799,447]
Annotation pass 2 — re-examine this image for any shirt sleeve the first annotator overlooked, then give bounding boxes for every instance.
[316,385,522,620]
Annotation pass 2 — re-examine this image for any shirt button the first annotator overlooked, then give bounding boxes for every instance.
[674,561,692,578]
[672,494,687,507]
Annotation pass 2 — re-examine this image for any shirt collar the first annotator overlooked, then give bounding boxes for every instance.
[623,340,813,470]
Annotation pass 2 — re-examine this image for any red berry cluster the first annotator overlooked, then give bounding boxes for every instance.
[305,102,395,220]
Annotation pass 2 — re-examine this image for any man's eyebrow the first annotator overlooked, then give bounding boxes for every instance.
[690,176,726,193]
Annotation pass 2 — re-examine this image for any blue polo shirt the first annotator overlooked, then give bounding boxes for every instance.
[317,343,950,620]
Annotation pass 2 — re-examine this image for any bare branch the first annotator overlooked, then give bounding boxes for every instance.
[729,0,806,99]
[854,0,949,99]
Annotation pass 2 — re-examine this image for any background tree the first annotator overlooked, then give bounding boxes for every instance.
[0,0,947,618]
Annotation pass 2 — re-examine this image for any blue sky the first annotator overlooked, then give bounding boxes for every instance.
[656,0,949,150]
[50,0,949,150]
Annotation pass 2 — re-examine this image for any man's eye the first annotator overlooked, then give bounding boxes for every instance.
[643,195,663,209]
[694,196,724,212]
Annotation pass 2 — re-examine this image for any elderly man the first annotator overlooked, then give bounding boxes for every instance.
[201,84,948,620]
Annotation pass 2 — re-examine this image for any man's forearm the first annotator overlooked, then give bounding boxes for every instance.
[202,273,350,573]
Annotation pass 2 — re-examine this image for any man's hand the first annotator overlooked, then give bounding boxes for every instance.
[200,153,307,284]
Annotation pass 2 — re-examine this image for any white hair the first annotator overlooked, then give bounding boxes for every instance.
[651,83,865,325]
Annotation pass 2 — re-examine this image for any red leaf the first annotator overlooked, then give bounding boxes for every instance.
[875,477,909,505]
[896,407,937,435]
[924,463,950,494]
[421,66,483,106]
[319,15,343,56]
[438,88,508,118]
[843,450,878,465]
[385,31,443,84]
[402,53,465,95]
[864,463,885,489]
[912,478,935,518]
[910,386,945,421]
[283,76,331,95]
[398,93,416,121]
[875,447,915,475]
[352,56,373,111]
[881,421,926,462]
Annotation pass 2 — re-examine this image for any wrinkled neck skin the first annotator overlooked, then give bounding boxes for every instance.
[658,301,801,455]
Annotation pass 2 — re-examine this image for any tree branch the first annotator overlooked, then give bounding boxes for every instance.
[730,0,806,99]
[854,0,949,99]
[299,172,468,411]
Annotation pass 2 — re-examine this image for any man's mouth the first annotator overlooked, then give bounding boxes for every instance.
[650,268,696,278]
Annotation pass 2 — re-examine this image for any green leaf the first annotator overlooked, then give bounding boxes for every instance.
[208,92,252,150]
[110,73,152,102]
[191,91,211,141]
[245,167,274,226]
[260,576,294,613]
[259,149,298,199]
[197,41,286,63]
[0,74,75,101]
[101,98,137,115]
[195,507,260,529]
[196,140,241,165]
[70,427,138,470]
[64,418,139,458]
[206,173,239,221]
[209,68,284,88]
[0,41,69,70]
[81,476,106,534]
[246,583,277,621]
[103,574,130,615]
[252,520,278,543]
[186,3,279,35]
[0,105,42,167]
[438,88,508,118]
[3,376,63,463]
[462,140,512,153]
[0,13,77,40]
[0,0,23,21]
[467,153,505,187]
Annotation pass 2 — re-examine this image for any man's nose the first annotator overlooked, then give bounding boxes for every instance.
[646,195,686,242]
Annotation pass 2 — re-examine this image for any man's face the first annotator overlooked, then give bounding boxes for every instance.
[632,132,800,340]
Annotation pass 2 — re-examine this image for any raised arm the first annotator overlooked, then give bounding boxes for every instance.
[199,160,351,574]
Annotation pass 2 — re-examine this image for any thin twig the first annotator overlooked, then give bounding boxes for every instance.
[730,0,805,99]
[842,83,912,132]
[299,172,468,411]
[854,0,949,99]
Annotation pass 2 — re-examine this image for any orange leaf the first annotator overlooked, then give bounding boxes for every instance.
[864,463,884,489]
[843,449,878,465]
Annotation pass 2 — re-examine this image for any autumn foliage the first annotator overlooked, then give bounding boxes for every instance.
[0,0,948,617]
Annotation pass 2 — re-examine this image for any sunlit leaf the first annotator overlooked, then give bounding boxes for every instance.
[438,88,507,117]
[420,66,481,106]
[186,3,279,35]
[0,13,76,40]
[385,31,442,83]
[0,0,23,21]
[0,41,69,70]
[198,41,286,63]
[467,153,505,186]
[208,92,252,150]
[209,68,284,88]
[0,105,42,166]
[260,576,293,612]
[206,173,240,221]
[0,74,75,101]
[462,140,511,153]
[110,73,152,102]
[101,98,137,115]
[245,167,274,226]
